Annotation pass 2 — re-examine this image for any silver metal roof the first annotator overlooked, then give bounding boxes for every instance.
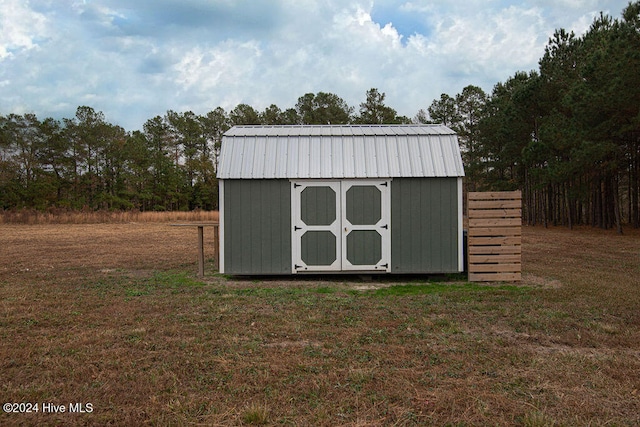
[218,125,465,179]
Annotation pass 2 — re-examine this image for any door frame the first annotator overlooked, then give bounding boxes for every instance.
[291,179,391,273]
[340,179,391,271]
[291,180,342,273]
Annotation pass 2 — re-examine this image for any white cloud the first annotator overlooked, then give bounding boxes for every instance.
[0,0,48,59]
[566,10,602,35]
[427,5,546,70]
[174,41,262,92]
[333,5,404,50]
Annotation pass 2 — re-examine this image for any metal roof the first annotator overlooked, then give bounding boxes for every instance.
[218,124,465,179]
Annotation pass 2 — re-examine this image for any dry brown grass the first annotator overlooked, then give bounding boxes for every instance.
[0,209,219,224]
[1,221,639,426]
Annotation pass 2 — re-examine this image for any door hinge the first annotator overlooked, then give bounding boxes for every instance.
[293,183,301,188]
[381,182,388,187]
[294,225,302,231]
[380,224,388,229]
[380,263,389,269]
[295,264,303,270]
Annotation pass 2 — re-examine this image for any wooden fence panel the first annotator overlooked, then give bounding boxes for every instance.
[468,191,522,282]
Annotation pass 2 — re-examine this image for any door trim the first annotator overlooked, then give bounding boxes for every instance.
[341,179,391,272]
[291,179,391,273]
[291,180,341,273]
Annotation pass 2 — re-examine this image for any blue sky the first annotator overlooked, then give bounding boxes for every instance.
[0,0,632,131]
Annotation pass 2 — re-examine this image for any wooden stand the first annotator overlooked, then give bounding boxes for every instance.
[171,223,219,277]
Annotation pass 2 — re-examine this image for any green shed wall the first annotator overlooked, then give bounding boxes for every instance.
[223,179,291,274]
[391,178,460,273]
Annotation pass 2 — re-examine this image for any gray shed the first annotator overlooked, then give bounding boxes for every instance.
[217,124,465,275]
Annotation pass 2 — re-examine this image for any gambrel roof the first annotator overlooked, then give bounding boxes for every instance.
[218,124,465,179]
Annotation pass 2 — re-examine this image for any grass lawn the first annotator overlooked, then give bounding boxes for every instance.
[1,222,639,425]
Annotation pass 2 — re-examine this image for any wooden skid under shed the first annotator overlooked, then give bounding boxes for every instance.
[467,191,522,282]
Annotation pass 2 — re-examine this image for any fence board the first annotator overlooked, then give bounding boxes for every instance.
[468,236,521,246]
[468,191,523,200]
[467,191,522,282]
[468,254,521,264]
[469,218,522,227]
[468,227,521,237]
[468,209,522,218]
[468,245,521,255]
[467,200,522,209]
[469,262,521,273]
[469,272,521,282]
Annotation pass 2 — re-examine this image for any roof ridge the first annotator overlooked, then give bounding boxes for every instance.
[230,124,444,127]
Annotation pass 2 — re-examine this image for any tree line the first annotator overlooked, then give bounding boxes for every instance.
[0,89,408,212]
[1,2,639,230]
[421,2,640,231]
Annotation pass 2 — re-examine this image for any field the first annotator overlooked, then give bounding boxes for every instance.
[1,219,639,426]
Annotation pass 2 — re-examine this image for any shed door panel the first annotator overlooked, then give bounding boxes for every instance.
[292,180,390,273]
[292,182,341,272]
[341,181,390,271]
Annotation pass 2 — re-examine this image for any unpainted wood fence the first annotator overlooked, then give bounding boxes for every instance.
[467,191,522,282]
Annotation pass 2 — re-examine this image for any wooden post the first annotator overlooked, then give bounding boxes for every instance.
[197,225,205,277]
[213,224,219,271]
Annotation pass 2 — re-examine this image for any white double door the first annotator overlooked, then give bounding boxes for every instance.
[292,179,390,273]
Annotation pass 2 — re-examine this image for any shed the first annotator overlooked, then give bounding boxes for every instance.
[217,124,465,275]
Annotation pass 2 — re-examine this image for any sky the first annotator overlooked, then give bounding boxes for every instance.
[0,0,633,131]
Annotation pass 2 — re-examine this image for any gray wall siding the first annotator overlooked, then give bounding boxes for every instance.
[223,179,291,274]
[391,178,459,273]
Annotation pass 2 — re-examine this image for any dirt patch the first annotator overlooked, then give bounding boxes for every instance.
[351,283,395,290]
[263,340,321,348]
[521,273,563,288]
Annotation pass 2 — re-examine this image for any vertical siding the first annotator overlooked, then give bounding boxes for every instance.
[224,179,291,274]
[391,178,460,273]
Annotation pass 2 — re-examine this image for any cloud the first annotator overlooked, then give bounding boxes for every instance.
[0,0,48,60]
[94,0,284,41]
[178,41,262,88]
[372,1,434,41]
[0,0,633,130]
[425,5,547,72]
